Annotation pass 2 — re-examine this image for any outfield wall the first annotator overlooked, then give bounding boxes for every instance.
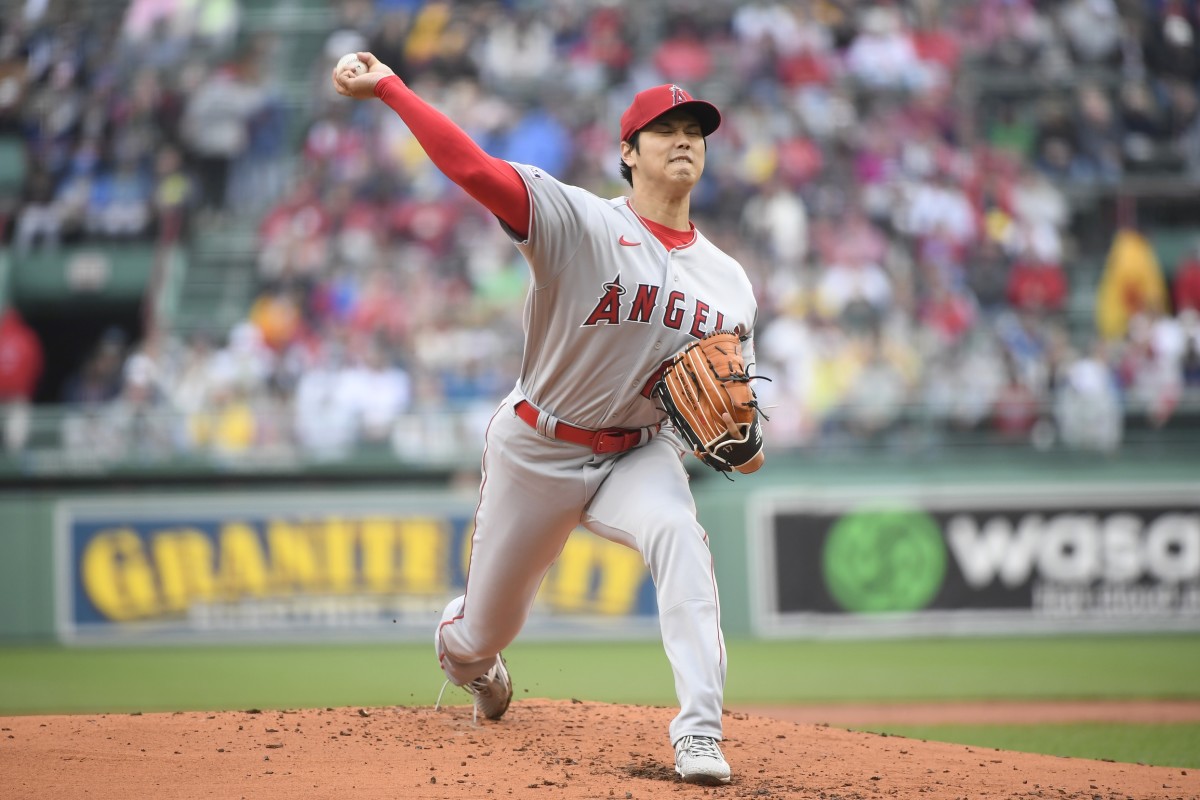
[1,458,1197,644]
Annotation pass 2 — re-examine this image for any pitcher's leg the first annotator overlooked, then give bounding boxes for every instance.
[582,438,726,744]
[437,407,589,685]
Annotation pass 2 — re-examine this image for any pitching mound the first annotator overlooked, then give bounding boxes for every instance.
[1,700,1196,799]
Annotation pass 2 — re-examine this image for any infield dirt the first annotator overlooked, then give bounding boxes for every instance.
[1,699,1197,799]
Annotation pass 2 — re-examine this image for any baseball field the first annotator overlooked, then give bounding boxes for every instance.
[2,633,1198,799]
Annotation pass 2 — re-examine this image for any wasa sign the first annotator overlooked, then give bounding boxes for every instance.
[750,485,1200,637]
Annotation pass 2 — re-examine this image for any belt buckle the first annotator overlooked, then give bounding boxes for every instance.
[592,429,638,454]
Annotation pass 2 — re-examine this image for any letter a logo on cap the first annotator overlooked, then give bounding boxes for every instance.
[619,83,721,143]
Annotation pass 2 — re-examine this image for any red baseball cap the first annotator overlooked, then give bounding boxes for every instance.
[619,84,721,144]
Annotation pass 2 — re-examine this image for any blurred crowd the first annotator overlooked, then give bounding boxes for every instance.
[4,0,1200,466]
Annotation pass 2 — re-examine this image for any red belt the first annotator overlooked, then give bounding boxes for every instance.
[514,400,657,455]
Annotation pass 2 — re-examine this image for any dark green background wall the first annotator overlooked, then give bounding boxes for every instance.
[1,450,1192,642]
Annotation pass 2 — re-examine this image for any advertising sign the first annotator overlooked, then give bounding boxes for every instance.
[750,485,1200,636]
[56,493,657,643]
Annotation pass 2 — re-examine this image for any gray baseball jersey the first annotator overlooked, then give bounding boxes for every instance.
[436,161,757,747]
[506,162,758,428]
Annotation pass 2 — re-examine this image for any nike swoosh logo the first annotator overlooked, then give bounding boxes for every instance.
[618,236,641,247]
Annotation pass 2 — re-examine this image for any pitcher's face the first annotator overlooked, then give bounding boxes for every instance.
[623,109,706,191]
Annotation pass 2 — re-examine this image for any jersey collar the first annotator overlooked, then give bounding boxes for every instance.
[626,199,698,250]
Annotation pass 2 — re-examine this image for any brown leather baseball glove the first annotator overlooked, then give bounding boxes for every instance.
[653,330,768,474]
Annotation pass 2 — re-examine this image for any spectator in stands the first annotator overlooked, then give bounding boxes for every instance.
[292,342,357,460]
[169,331,217,439]
[774,3,839,89]
[1057,0,1123,65]
[258,179,339,285]
[119,12,190,72]
[841,331,915,442]
[1151,307,1190,376]
[176,323,274,458]
[1055,341,1122,452]
[109,68,169,179]
[345,265,409,345]
[200,381,258,458]
[185,323,267,458]
[1006,247,1068,315]
[367,9,412,82]
[802,321,859,439]
[816,250,893,332]
[104,341,175,462]
[1142,0,1200,86]
[498,106,573,180]
[0,28,29,136]
[910,0,963,75]
[844,6,924,92]
[932,338,1009,432]
[1032,96,1081,180]
[1181,310,1200,387]
[976,0,1057,72]
[22,58,87,166]
[754,308,819,447]
[967,239,1013,316]
[151,143,194,241]
[995,310,1055,391]
[899,171,978,250]
[1010,163,1069,245]
[179,50,268,215]
[407,3,478,82]
[987,101,1036,159]
[228,71,289,216]
[1173,242,1200,312]
[207,321,274,399]
[0,305,43,453]
[1117,80,1169,170]
[1120,310,1185,428]
[60,328,128,458]
[307,105,372,182]
[1073,82,1124,184]
[341,337,411,445]
[121,0,189,47]
[51,138,101,244]
[61,329,125,406]
[991,356,1042,441]
[1161,78,1199,151]
[13,162,59,253]
[190,0,241,54]
[731,1,804,60]
[651,16,714,85]
[478,8,556,89]
[740,176,809,275]
[565,7,633,90]
[248,286,306,352]
[85,155,153,239]
[1181,92,1200,177]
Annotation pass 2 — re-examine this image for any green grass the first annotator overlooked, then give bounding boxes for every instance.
[1,635,1197,769]
[721,636,1200,704]
[857,723,1200,770]
[1,635,1196,715]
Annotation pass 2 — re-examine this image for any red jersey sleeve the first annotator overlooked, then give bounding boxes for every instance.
[375,75,530,238]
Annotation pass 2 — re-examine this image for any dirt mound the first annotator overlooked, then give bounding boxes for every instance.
[1,700,1196,799]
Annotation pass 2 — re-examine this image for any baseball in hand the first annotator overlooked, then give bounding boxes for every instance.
[336,53,366,76]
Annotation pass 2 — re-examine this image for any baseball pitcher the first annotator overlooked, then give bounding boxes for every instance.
[333,52,766,786]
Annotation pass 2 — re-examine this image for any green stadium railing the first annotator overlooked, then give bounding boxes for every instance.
[1,392,1197,486]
